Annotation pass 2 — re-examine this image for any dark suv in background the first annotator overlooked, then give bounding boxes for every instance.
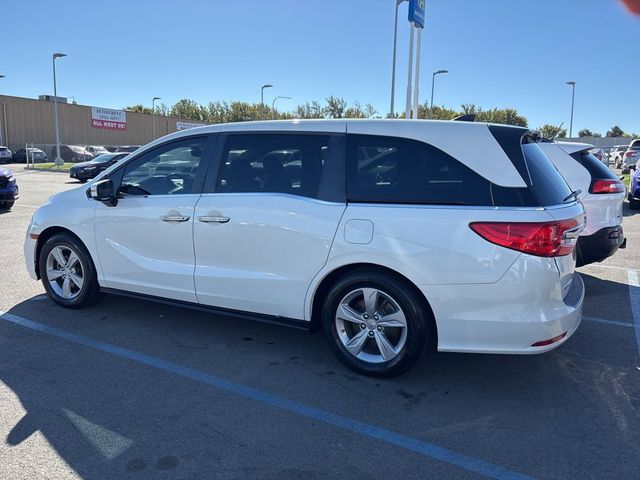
[0,167,19,210]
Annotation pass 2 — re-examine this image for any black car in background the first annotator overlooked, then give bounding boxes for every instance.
[50,145,93,163]
[69,152,128,182]
[13,148,48,163]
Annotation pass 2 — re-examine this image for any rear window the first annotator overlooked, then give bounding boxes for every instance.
[570,151,618,180]
[0,147,7,152]
[489,125,573,207]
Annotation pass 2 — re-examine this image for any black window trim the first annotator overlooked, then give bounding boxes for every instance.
[203,130,346,203]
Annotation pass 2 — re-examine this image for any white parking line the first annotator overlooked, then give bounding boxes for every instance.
[582,316,635,328]
[626,269,640,355]
[11,204,41,209]
[579,264,630,272]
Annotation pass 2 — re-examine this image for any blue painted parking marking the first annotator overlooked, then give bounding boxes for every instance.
[0,310,534,480]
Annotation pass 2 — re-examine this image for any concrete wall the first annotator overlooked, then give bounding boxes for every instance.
[562,137,632,148]
[0,95,208,151]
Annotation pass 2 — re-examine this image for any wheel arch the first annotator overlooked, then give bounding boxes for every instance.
[35,226,92,280]
[308,262,438,348]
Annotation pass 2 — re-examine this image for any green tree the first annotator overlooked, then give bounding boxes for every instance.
[123,104,154,115]
[538,124,567,139]
[476,108,528,127]
[170,99,208,121]
[324,96,347,118]
[417,102,460,120]
[606,125,625,137]
[577,129,602,138]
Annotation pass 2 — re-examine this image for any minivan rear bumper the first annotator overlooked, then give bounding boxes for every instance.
[577,226,624,267]
[424,256,584,355]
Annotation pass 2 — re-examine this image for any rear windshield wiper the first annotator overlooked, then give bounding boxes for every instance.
[563,189,581,203]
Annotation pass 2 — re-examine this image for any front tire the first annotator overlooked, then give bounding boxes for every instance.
[322,270,434,377]
[0,201,14,210]
[39,233,101,308]
[629,194,640,210]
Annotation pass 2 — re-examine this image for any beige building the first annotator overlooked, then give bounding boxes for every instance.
[0,94,208,152]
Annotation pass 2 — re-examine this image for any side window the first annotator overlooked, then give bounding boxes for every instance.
[347,134,493,205]
[215,133,339,199]
[120,137,206,196]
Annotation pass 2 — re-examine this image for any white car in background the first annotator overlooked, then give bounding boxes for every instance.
[538,141,625,267]
[621,145,640,173]
[85,145,109,158]
[24,120,585,377]
[610,145,629,168]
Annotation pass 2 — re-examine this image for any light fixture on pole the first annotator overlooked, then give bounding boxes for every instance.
[429,69,448,119]
[152,96,161,139]
[566,81,576,138]
[390,0,408,118]
[271,96,291,119]
[52,52,67,165]
[260,84,273,120]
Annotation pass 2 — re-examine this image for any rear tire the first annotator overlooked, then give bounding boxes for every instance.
[322,269,434,378]
[38,233,101,308]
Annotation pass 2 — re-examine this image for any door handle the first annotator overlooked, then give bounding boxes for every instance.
[197,216,230,223]
[160,215,190,222]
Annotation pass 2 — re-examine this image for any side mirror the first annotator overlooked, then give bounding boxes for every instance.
[90,179,117,206]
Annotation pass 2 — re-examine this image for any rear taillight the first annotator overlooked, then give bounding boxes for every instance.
[590,179,625,194]
[624,151,636,157]
[469,219,581,257]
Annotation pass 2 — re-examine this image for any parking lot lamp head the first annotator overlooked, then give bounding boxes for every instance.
[261,84,274,120]
[429,69,448,119]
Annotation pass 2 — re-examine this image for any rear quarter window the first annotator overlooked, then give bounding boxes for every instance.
[570,151,618,180]
[346,134,493,206]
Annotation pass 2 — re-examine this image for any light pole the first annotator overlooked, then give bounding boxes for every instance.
[52,52,67,165]
[404,22,415,119]
[0,75,5,146]
[390,0,408,118]
[152,96,161,139]
[260,84,273,120]
[271,96,291,119]
[429,69,448,119]
[566,81,576,138]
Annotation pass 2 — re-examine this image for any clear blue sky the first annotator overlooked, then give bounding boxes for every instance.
[2,0,638,134]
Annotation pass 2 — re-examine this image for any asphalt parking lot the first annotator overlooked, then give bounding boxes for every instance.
[0,166,639,480]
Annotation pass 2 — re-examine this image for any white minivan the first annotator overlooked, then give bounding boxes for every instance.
[25,120,585,377]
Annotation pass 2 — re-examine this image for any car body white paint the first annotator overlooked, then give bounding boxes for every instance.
[26,119,585,355]
[538,142,624,237]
